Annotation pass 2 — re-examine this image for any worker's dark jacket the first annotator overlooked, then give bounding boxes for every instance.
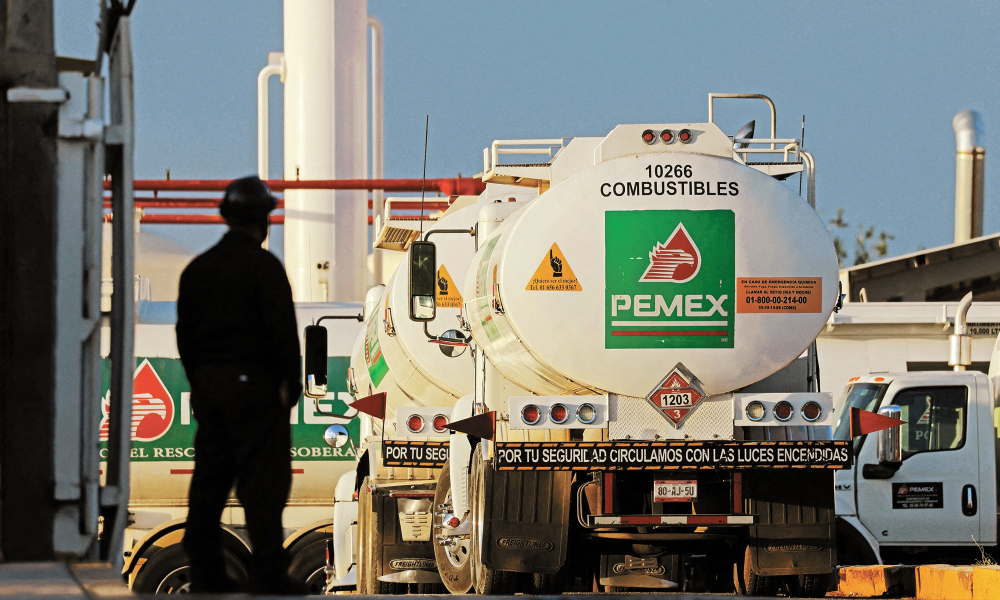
[175,230,301,592]
[176,230,301,398]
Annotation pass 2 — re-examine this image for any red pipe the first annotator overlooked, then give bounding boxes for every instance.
[106,177,485,196]
[103,198,452,211]
[105,214,438,225]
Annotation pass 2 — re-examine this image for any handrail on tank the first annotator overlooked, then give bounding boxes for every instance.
[484,139,565,173]
[708,93,777,150]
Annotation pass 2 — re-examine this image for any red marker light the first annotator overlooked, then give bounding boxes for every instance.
[773,401,793,422]
[801,401,822,422]
[660,129,674,144]
[550,404,568,424]
[407,414,425,433]
[678,129,693,143]
[432,414,449,433]
[446,516,460,528]
[641,129,657,145]
[521,405,541,425]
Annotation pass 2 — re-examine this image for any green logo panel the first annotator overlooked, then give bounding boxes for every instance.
[100,356,358,461]
[605,210,735,349]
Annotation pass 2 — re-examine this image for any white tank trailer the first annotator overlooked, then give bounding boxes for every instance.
[308,95,848,596]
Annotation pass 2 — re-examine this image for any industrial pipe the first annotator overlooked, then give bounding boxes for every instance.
[102,197,450,211]
[953,110,985,243]
[103,214,440,225]
[257,52,285,179]
[369,15,385,285]
[106,177,486,196]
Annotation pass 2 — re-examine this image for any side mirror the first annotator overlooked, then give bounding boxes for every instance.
[324,424,352,449]
[876,404,903,465]
[304,324,328,399]
[409,241,437,321]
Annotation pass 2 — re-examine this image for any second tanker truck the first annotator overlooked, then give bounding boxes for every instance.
[307,94,850,596]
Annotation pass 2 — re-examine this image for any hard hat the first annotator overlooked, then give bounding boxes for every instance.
[219,176,277,223]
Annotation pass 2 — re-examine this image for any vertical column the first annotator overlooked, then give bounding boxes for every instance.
[0,0,58,559]
[283,0,368,302]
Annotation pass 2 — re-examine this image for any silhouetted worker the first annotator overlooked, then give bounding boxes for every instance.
[176,176,301,593]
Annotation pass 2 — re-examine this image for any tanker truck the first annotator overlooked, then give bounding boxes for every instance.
[307,94,850,596]
[308,193,536,593]
[105,303,363,594]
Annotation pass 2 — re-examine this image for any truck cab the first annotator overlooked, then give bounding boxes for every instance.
[834,370,998,564]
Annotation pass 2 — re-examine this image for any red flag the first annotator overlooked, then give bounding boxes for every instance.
[448,411,496,440]
[349,392,386,420]
[850,407,905,437]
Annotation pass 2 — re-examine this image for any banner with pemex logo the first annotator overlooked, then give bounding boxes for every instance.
[100,357,358,461]
[605,210,735,349]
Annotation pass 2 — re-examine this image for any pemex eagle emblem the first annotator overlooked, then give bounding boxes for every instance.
[639,223,701,283]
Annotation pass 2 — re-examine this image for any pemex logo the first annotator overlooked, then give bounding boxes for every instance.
[639,223,701,283]
[99,359,175,442]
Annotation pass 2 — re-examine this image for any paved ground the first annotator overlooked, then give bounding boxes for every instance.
[0,562,898,599]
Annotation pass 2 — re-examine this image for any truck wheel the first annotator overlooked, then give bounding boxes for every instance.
[470,451,523,595]
[528,570,567,594]
[131,544,249,594]
[785,573,833,598]
[432,459,473,594]
[734,546,777,597]
[286,539,328,594]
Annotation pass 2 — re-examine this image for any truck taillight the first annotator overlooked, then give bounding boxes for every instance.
[407,414,425,433]
[641,129,657,145]
[549,403,568,424]
[432,414,449,433]
[745,401,766,422]
[577,403,597,424]
[801,401,822,422]
[660,129,675,144]
[521,404,541,425]
[773,401,793,421]
[678,128,693,143]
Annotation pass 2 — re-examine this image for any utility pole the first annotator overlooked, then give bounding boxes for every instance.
[0,0,60,559]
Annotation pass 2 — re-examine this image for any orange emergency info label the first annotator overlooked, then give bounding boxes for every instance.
[737,278,822,314]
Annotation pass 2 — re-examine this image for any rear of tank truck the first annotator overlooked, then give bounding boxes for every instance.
[413,95,848,596]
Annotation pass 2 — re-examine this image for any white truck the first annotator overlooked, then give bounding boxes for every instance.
[104,303,363,593]
[830,293,1000,566]
[308,94,852,596]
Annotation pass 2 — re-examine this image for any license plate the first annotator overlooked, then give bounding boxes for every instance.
[653,480,697,502]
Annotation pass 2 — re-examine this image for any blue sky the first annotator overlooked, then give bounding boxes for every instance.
[56,1,1000,260]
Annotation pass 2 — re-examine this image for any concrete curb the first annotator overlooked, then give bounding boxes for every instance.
[836,565,916,597]
[837,564,1000,599]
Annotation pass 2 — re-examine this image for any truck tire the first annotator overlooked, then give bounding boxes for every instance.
[131,544,249,594]
[286,539,328,595]
[785,573,833,598]
[528,570,567,594]
[432,459,473,594]
[470,450,523,595]
[734,546,777,597]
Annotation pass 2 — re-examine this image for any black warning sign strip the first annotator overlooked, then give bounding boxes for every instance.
[383,439,450,467]
[494,440,852,471]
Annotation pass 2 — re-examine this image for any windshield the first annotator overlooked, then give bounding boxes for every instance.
[832,383,889,441]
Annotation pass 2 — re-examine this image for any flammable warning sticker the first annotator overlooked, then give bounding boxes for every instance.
[436,264,462,308]
[526,243,582,291]
[737,278,822,313]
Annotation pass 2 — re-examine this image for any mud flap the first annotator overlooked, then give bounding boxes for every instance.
[746,470,836,577]
[372,490,441,583]
[481,461,571,574]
